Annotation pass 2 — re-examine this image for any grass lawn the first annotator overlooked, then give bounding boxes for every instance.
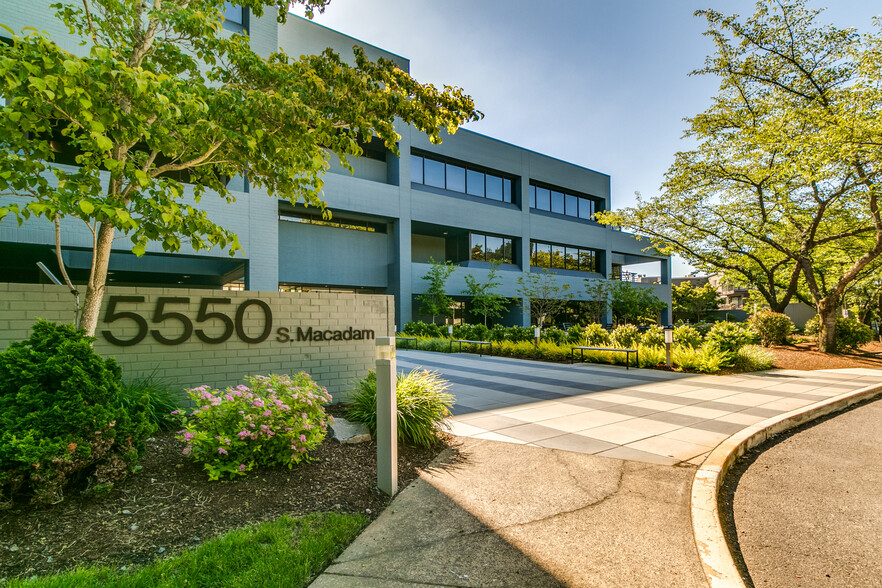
[6,512,367,588]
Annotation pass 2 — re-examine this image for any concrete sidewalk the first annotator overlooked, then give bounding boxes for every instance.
[312,437,706,587]
[311,358,882,587]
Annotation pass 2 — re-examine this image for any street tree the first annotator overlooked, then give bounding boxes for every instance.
[597,0,882,351]
[516,269,573,328]
[417,258,456,325]
[0,0,480,335]
[672,282,720,323]
[608,281,666,326]
[462,262,508,326]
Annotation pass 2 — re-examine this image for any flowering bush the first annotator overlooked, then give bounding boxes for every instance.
[705,321,755,353]
[176,373,332,481]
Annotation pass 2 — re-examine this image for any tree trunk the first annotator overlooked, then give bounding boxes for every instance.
[816,297,838,353]
[79,223,115,336]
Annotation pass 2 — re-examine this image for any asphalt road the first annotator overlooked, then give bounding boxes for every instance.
[723,397,882,588]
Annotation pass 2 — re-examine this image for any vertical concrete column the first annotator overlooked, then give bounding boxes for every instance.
[519,170,532,327]
[393,124,414,327]
[660,257,672,324]
[376,337,398,496]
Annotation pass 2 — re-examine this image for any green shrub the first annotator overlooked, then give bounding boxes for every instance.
[733,345,776,372]
[836,318,875,349]
[118,371,184,430]
[0,321,154,507]
[636,344,666,368]
[541,327,568,345]
[566,325,586,345]
[610,324,640,348]
[673,324,703,348]
[347,369,454,448]
[804,315,875,351]
[416,337,451,353]
[672,343,726,373]
[583,323,610,346]
[176,373,331,480]
[402,321,445,338]
[488,325,533,343]
[749,311,794,346]
[640,326,665,347]
[706,321,755,353]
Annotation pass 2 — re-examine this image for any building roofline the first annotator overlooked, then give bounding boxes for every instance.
[451,127,611,179]
[284,13,410,65]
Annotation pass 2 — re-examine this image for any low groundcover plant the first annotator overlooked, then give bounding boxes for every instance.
[176,373,332,481]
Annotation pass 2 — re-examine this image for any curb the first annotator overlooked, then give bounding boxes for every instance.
[690,379,882,588]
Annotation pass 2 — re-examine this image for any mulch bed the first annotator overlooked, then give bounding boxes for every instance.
[0,406,454,580]
[769,340,882,371]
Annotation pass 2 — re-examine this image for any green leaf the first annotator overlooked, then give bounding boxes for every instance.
[78,200,94,214]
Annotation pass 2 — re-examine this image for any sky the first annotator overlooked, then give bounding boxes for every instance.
[294,0,881,276]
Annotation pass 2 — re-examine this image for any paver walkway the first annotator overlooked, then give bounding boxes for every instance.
[312,354,882,587]
[398,350,882,465]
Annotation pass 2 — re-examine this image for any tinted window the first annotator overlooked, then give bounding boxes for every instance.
[446,164,465,193]
[223,2,243,24]
[551,191,565,214]
[529,185,536,209]
[466,169,484,197]
[502,238,513,263]
[564,248,579,270]
[486,174,503,201]
[551,245,566,269]
[486,236,503,262]
[410,155,423,184]
[470,233,485,261]
[424,159,445,188]
[503,178,512,203]
[579,250,596,272]
[566,194,579,217]
[535,187,550,210]
[579,198,594,220]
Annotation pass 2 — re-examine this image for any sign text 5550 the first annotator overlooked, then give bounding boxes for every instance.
[101,296,272,346]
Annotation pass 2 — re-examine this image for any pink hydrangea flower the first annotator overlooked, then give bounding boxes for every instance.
[238,464,246,472]
[299,434,307,443]
[183,432,194,440]
[262,410,272,417]
[217,447,227,455]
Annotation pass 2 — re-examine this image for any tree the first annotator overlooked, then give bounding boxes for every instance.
[515,269,573,328]
[597,1,882,352]
[0,0,480,335]
[672,282,720,322]
[582,280,611,324]
[462,261,508,326]
[608,281,666,326]
[417,258,456,325]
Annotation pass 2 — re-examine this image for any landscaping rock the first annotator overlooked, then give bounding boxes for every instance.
[330,418,371,445]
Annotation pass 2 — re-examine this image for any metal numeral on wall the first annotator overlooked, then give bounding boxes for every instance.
[101,296,273,346]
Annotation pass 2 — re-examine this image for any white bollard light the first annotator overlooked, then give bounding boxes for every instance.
[375,337,398,496]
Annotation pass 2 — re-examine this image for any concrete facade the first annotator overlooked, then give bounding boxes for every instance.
[0,3,671,328]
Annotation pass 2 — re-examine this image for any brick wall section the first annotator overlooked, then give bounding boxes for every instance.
[0,284,393,402]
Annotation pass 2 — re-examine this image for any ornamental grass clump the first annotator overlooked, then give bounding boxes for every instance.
[347,369,454,448]
[176,373,332,481]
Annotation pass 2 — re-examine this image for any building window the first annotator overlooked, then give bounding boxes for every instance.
[470,232,513,264]
[531,240,598,273]
[222,2,247,32]
[279,212,386,233]
[529,183,601,220]
[411,153,515,204]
